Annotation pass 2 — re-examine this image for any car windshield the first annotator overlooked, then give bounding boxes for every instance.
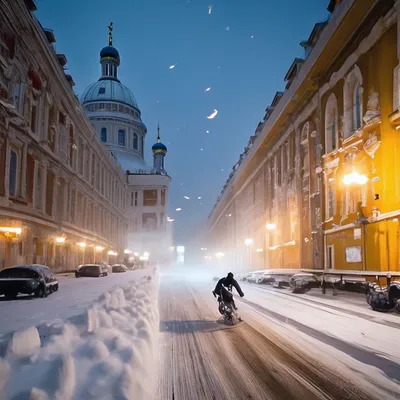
[0,267,39,279]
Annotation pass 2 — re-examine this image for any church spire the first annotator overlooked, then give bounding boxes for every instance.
[99,22,120,81]
[108,22,113,45]
[152,123,168,174]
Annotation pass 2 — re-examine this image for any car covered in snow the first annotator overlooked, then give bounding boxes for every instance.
[0,264,59,299]
[111,264,128,273]
[75,264,109,278]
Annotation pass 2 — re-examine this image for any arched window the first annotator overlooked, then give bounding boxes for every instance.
[140,136,144,155]
[9,149,18,197]
[118,129,125,146]
[101,127,107,143]
[133,133,138,150]
[325,93,338,154]
[353,85,362,131]
[344,65,363,138]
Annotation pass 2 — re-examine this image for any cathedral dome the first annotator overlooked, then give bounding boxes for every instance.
[100,45,120,61]
[152,141,167,153]
[81,80,139,110]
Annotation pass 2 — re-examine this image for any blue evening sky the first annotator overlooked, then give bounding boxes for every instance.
[36,0,329,245]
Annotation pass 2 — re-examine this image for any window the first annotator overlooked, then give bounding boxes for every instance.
[69,126,74,167]
[161,189,166,206]
[140,136,144,154]
[59,111,66,125]
[118,129,125,146]
[353,85,362,131]
[327,245,334,269]
[30,102,37,133]
[326,177,336,219]
[118,105,123,112]
[131,191,138,207]
[143,190,157,206]
[133,133,138,150]
[276,153,281,186]
[101,127,107,142]
[78,138,84,175]
[9,149,18,197]
[344,65,363,138]
[325,93,338,153]
[91,154,95,186]
[142,213,157,231]
[98,87,105,95]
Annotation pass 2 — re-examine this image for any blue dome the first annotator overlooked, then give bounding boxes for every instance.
[152,142,167,153]
[100,45,120,60]
[81,80,139,109]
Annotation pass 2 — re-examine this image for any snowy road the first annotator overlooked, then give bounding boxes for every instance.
[157,269,400,400]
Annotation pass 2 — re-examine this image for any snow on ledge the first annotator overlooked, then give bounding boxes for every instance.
[1,273,159,400]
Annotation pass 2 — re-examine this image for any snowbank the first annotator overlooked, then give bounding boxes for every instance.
[1,273,159,400]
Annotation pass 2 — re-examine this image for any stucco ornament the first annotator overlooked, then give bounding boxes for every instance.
[363,91,380,123]
[363,131,381,159]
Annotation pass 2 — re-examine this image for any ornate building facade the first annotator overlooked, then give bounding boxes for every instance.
[0,0,128,271]
[81,28,172,262]
[208,0,400,273]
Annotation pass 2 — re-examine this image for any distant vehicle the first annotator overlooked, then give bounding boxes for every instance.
[111,264,128,273]
[289,273,320,293]
[0,264,59,299]
[75,264,109,278]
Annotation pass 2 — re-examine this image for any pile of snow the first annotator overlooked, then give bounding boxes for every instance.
[1,274,159,400]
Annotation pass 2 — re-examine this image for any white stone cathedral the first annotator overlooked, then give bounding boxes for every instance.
[80,25,172,262]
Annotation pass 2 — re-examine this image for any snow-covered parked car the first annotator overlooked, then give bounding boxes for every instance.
[75,264,109,278]
[289,273,319,293]
[111,264,128,273]
[0,264,59,299]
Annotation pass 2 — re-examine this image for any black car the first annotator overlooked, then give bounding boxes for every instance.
[75,264,109,278]
[111,264,128,273]
[0,264,59,299]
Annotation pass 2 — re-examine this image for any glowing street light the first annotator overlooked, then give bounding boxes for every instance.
[216,252,225,258]
[76,242,86,248]
[256,248,264,253]
[343,171,368,185]
[108,250,118,256]
[95,246,104,252]
[176,208,182,212]
[244,238,253,247]
[0,227,21,235]
[200,248,208,251]
[124,249,132,254]
[55,236,66,244]
[266,223,277,231]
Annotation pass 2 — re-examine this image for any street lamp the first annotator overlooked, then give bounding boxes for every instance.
[343,171,368,185]
[124,249,132,254]
[55,236,66,244]
[244,238,253,247]
[76,242,86,248]
[95,246,104,252]
[266,223,276,231]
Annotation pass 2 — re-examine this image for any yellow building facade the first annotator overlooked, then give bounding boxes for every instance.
[208,0,400,273]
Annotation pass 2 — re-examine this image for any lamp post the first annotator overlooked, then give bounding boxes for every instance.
[343,170,368,270]
[265,223,277,269]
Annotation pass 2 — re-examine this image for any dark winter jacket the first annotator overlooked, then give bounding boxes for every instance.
[214,276,244,297]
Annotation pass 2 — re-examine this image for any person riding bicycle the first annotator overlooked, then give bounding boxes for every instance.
[213,272,244,310]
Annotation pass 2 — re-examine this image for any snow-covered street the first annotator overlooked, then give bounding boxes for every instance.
[157,268,400,400]
[1,266,400,399]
